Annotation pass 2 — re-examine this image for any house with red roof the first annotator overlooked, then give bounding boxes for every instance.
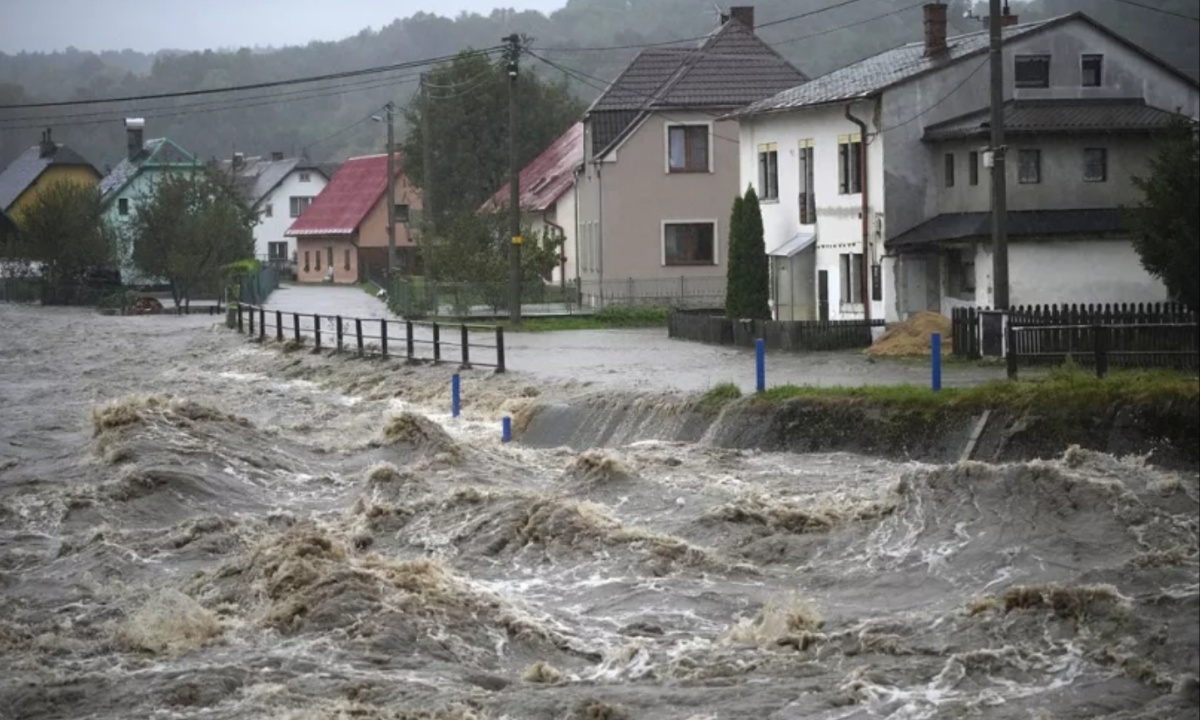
[285,153,420,284]
[481,122,583,283]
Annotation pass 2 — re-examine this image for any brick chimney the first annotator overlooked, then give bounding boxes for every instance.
[232,152,245,170]
[924,3,948,56]
[125,118,145,162]
[38,127,56,158]
[729,6,755,30]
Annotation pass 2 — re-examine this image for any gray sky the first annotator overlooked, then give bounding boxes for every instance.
[0,0,567,53]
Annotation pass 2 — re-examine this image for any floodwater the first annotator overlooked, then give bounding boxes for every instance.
[0,304,1197,720]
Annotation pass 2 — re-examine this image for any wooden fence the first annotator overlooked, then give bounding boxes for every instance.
[669,310,884,352]
[233,304,506,371]
[952,302,1198,371]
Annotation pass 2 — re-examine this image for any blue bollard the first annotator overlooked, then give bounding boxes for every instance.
[755,338,766,393]
[451,373,461,418]
[931,332,942,392]
[501,416,512,443]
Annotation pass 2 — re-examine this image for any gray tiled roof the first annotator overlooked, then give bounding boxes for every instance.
[0,143,98,211]
[887,208,1126,249]
[738,17,1061,115]
[587,19,806,156]
[923,98,1182,140]
[218,155,312,206]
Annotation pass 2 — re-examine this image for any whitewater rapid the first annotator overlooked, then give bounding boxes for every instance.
[0,304,1197,720]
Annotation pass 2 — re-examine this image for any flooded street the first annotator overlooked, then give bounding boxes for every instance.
[0,304,1197,720]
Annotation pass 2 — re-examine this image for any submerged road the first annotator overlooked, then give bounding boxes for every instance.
[261,284,1011,394]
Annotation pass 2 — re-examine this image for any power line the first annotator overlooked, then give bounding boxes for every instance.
[1109,0,1200,21]
[0,47,503,110]
[882,57,990,134]
[771,0,927,47]
[301,112,381,154]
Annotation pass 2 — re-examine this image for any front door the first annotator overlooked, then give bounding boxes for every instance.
[817,270,829,321]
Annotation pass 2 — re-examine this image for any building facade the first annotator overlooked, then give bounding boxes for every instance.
[0,128,100,225]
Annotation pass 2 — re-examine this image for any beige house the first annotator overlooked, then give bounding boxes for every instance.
[575,6,806,306]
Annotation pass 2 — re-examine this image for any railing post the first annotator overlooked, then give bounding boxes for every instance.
[406,321,415,360]
[495,326,506,373]
[380,319,388,358]
[755,337,765,393]
[248,306,255,336]
[1006,323,1018,380]
[460,324,471,369]
[931,332,942,392]
[275,310,283,341]
[237,304,244,333]
[355,318,364,354]
[336,316,343,351]
[259,308,266,342]
[433,322,441,363]
[293,313,301,343]
[1094,324,1108,379]
[314,314,322,350]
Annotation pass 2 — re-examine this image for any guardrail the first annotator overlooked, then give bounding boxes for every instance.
[233,304,505,372]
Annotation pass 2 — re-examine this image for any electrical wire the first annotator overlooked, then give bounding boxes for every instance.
[301,112,381,154]
[1109,0,1200,22]
[881,56,990,134]
[0,47,504,110]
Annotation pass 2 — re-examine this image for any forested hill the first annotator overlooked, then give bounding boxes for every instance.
[2,0,1196,170]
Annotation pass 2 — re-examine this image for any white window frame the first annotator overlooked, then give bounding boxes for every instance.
[837,133,863,195]
[663,120,714,174]
[1081,54,1103,88]
[289,195,313,218]
[757,142,779,201]
[299,171,312,182]
[660,218,719,267]
[839,251,865,307]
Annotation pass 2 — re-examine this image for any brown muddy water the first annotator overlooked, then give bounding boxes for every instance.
[0,304,1197,720]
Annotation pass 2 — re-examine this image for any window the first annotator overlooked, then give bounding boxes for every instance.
[838,135,862,195]
[268,241,288,260]
[663,222,715,266]
[839,253,864,305]
[314,249,321,271]
[798,140,815,224]
[289,196,313,218]
[1018,149,1041,184]
[394,204,409,223]
[968,151,979,186]
[667,124,709,173]
[1081,54,1102,87]
[299,171,311,182]
[304,251,311,272]
[118,198,129,216]
[1014,55,1051,88]
[757,143,778,200]
[327,247,333,270]
[944,153,955,188]
[264,203,273,218]
[344,249,351,271]
[1084,147,1107,182]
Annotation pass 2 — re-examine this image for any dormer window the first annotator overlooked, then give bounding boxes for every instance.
[299,171,311,182]
[1081,54,1103,87]
[1015,55,1050,88]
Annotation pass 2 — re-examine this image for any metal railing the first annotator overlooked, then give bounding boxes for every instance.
[233,304,505,371]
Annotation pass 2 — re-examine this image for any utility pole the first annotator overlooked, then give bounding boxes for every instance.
[385,100,398,276]
[504,33,522,327]
[420,74,435,234]
[988,0,1009,310]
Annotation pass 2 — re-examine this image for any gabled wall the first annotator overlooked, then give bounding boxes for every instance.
[8,165,99,224]
[256,169,327,262]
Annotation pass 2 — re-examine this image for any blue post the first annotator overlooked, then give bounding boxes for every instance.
[451,373,461,418]
[502,416,512,444]
[755,338,766,393]
[931,332,942,392]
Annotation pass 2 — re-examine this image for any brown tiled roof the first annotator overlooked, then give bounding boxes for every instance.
[886,208,1127,249]
[922,98,1183,141]
[586,19,806,157]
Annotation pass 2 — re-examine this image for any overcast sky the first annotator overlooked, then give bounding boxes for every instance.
[0,0,568,53]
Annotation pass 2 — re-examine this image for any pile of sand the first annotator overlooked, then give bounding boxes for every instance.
[866,311,952,357]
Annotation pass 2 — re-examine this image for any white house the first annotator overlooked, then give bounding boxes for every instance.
[222,153,331,275]
[732,5,1199,322]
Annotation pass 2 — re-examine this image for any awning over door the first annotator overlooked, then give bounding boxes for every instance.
[767,229,816,258]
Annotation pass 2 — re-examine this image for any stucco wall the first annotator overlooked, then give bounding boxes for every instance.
[256,169,327,262]
[8,165,99,223]
[577,111,738,282]
[985,237,1167,307]
[356,172,422,250]
[296,236,359,285]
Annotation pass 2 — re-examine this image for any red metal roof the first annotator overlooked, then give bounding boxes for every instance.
[481,122,582,214]
[286,154,395,236]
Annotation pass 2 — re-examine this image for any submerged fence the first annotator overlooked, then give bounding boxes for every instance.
[238,264,279,306]
[232,304,505,371]
[669,309,885,352]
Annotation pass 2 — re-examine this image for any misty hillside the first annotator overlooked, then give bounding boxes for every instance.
[1,0,1196,170]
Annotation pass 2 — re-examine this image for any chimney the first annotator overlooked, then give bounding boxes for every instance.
[39,127,56,158]
[923,3,948,57]
[988,2,1018,29]
[271,151,284,161]
[125,118,145,162]
[729,6,755,30]
[232,152,245,170]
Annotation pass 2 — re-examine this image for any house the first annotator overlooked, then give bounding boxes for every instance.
[576,6,806,305]
[220,152,331,275]
[732,4,1199,322]
[480,121,583,285]
[0,207,16,243]
[0,128,100,224]
[99,118,201,285]
[284,153,421,284]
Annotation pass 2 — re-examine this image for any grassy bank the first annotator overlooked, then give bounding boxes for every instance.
[483,306,670,332]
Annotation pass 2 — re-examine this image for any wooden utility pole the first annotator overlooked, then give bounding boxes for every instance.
[420,74,435,233]
[385,101,398,275]
[989,0,1010,309]
[504,33,522,327]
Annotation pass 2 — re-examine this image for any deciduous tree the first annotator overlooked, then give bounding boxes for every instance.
[1131,116,1199,311]
[10,180,113,290]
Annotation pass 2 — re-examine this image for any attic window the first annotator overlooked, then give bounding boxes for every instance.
[1014,55,1050,88]
[1081,54,1102,87]
[299,171,311,182]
